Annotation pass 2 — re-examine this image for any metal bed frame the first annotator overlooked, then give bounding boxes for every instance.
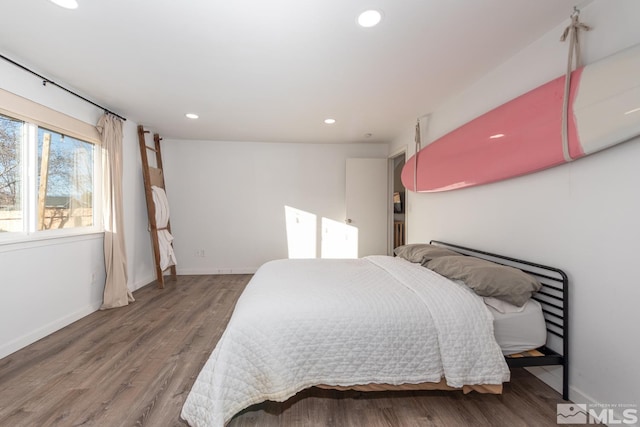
[430,240,569,400]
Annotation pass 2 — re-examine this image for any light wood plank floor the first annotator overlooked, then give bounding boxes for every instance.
[0,275,579,426]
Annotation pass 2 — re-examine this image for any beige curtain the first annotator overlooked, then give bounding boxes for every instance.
[97,113,134,309]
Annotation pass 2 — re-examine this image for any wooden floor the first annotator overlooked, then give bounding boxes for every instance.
[0,275,578,427]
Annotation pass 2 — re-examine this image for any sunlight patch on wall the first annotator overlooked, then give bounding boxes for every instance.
[284,206,317,259]
[321,217,358,259]
[285,206,358,260]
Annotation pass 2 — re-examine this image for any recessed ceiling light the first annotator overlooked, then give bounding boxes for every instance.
[324,118,336,125]
[357,10,382,28]
[185,113,199,119]
[49,0,79,9]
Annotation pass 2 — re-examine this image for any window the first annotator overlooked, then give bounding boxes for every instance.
[36,127,94,230]
[0,112,100,240]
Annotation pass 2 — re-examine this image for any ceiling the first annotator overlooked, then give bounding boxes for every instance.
[1,0,589,144]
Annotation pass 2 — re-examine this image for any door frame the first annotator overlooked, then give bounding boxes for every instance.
[388,147,407,255]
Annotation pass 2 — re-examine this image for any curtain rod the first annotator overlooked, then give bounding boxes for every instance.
[0,53,127,122]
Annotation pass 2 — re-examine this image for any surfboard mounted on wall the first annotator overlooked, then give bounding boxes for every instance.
[401,43,640,192]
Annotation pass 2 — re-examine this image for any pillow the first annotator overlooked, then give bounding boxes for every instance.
[483,297,527,314]
[393,243,461,264]
[425,255,541,306]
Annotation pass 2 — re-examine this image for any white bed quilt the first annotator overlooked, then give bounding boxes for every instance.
[181,256,510,426]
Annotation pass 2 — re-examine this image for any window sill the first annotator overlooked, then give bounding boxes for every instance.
[0,230,104,253]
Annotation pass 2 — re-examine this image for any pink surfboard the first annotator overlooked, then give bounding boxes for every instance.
[402,43,640,192]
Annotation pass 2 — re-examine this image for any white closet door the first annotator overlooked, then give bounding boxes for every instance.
[345,158,388,257]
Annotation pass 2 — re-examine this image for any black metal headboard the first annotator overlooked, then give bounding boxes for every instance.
[429,240,569,400]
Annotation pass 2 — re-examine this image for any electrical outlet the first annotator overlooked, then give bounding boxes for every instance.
[195,249,206,257]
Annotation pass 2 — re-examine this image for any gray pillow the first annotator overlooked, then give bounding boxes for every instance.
[426,255,541,306]
[394,244,461,264]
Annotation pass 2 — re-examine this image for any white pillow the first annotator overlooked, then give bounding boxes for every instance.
[483,297,528,314]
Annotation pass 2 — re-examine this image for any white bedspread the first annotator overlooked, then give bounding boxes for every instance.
[181,256,510,427]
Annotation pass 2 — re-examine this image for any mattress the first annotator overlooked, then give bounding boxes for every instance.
[489,298,547,355]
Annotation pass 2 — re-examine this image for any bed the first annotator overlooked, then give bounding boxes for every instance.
[181,241,568,427]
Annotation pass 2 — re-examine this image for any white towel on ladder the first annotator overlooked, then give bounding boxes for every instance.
[151,185,177,270]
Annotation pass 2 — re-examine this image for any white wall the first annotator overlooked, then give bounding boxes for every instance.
[162,139,388,273]
[391,0,640,411]
[0,57,154,358]
[0,57,385,357]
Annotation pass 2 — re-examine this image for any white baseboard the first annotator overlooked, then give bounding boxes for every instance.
[175,267,257,275]
[2,275,163,360]
[525,365,563,395]
[0,301,102,359]
[130,274,156,292]
[527,366,639,426]
[526,365,592,404]
[1,273,158,360]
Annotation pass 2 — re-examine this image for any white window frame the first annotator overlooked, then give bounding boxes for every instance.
[0,89,103,246]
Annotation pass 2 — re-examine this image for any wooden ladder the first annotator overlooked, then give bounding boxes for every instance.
[137,125,177,288]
